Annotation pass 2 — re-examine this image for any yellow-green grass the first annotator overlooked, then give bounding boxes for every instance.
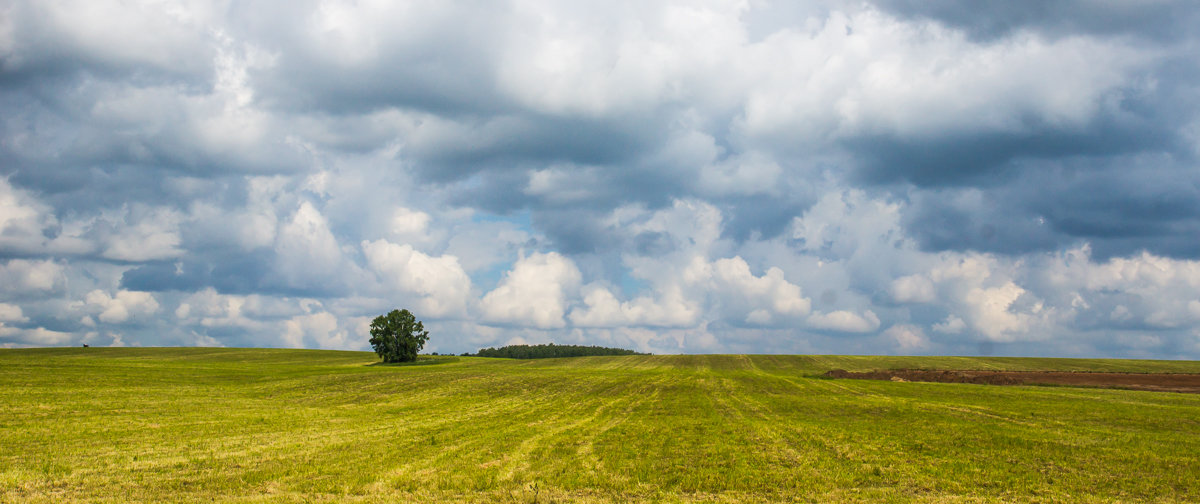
[2,348,1199,503]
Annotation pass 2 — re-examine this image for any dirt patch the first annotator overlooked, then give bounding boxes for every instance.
[823,369,1200,393]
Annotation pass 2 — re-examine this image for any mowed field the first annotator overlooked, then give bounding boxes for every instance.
[2,348,1199,503]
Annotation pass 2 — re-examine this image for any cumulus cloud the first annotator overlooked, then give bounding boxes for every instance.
[709,257,811,325]
[808,310,881,333]
[0,177,44,244]
[933,315,967,335]
[172,288,367,349]
[0,326,75,347]
[0,178,92,255]
[98,206,185,262]
[481,252,582,329]
[84,290,160,324]
[962,282,1045,342]
[740,9,1148,145]
[890,275,936,304]
[1035,246,1200,331]
[361,239,472,318]
[570,282,700,328]
[175,288,260,329]
[283,311,348,349]
[565,199,809,330]
[273,201,351,292]
[390,207,431,237]
[0,303,27,323]
[0,259,66,298]
[883,324,929,353]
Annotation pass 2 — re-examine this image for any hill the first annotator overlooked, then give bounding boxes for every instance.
[2,348,1199,503]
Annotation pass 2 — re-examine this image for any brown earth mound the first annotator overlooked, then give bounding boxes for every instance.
[823,369,1200,393]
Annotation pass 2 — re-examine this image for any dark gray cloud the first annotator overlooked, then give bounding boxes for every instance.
[903,154,1200,259]
[120,254,272,295]
[903,189,1065,256]
[848,118,1177,188]
[719,196,811,243]
[871,0,1200,42]
[409,114,665,183]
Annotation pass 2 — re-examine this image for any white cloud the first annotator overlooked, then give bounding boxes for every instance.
[792,189,910,259]
[0,325,74,346]
[361,239,472,318]
[174,288,366,349]
[84,290,160,324]
[890,274,935,304]
[739,8,1149,143]
[496,0,749,116]
[933,315,967,334]
[0,178,91,256]
[1082,249,1200,291]
[710,256,811,324]
[963,282,1042,342]
[236,178,284,249]
[481,252,582,329]
[569,287,626,328]
[184,176,282,251]
[0,177,42,239]
[100,206,184,262]
[274,201,347,288]
[570,283,700,328]
[525,165,605,204]
[571,201,809,329]
[807,310,881,333]
[390,207,431,237]
[0,303,26,323]
[898,251,1056,342]
[283,311,351,349]
[582,200,723,328]
[1035,246,1200,331]
[175,288,257,329]
[0,259,66,297]
[883,324,929,352]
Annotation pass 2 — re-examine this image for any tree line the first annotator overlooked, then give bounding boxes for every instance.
[464,343,646,359]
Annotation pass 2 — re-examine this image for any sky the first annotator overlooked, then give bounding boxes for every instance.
[2,0,1199,358]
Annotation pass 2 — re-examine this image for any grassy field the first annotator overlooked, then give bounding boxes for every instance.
[2,348,1199,503]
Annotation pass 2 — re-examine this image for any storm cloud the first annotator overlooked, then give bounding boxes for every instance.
[2,0,1199,358]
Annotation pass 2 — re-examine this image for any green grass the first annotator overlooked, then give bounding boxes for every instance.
[2,348,1199,503]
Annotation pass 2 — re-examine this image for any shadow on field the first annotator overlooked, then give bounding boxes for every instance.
[367,356,460,367]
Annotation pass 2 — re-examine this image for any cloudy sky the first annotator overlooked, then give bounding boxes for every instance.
[2,0,1199,358]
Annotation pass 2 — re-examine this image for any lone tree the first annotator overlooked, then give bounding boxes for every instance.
[369,309,429,363]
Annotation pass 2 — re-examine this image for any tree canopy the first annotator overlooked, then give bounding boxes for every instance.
[368,309,429,363]
[468,343,644,359]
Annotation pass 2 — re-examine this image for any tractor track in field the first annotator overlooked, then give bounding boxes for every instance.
[824,369,1200,393]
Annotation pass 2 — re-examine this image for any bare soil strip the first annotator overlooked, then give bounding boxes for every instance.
[824,369,1200,393]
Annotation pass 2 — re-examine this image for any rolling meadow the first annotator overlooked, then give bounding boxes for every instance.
[2,347,1199,503]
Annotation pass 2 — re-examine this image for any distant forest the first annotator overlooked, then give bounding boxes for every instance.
[465,343,646,359]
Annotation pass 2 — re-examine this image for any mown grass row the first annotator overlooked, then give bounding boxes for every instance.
[2,348,1198,502]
